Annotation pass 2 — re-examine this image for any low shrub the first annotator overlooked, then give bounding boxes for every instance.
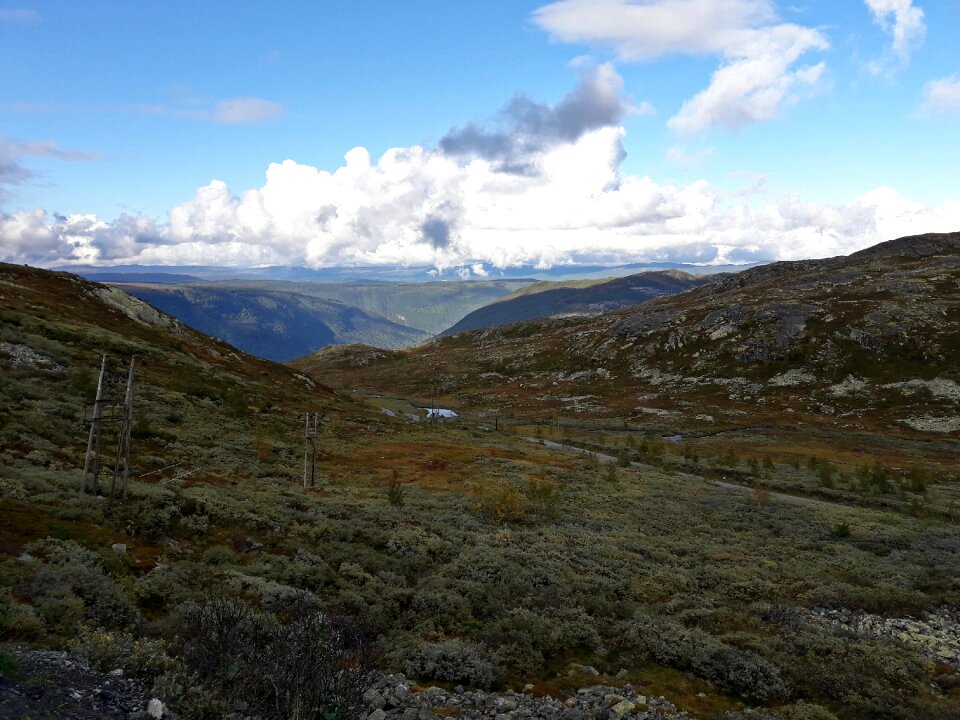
[630,614,787,702]
[200,545,236,566]
[22,539,139,632]
[168,597,371,719]
[0,587,43,640]
[0,649,19,677]
[70,626,175,680]
[402,639,502,689]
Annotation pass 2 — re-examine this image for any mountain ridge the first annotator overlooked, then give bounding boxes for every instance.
[441,270,718,336]
[296,231,960,441]
[112,283,431,361]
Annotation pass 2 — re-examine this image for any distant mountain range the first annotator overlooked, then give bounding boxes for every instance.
[52,262,746,362]
[55,259,750,283]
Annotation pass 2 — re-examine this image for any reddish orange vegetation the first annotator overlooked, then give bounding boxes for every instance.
[0,497,157,569]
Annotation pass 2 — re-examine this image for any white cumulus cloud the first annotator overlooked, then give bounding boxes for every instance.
[533,0,828,134]
[669,25,827,135]
[2,69,957,273]
[533,0,775,59]
[3,125,957,272]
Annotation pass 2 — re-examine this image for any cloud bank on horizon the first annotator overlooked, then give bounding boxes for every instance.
[2,0,958,274]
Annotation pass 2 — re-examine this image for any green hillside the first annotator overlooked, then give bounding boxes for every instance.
[4,256,960,719]
[442,270,713,336]
[116,284,430,361]
[191,279,533,335]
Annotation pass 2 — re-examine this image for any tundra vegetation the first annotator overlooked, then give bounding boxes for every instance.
[1,246,960,720]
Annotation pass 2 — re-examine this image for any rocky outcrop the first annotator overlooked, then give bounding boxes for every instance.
[0,342,65,373]
[811,608,960,667]
[363,674,688,720]
[92,286,177,330]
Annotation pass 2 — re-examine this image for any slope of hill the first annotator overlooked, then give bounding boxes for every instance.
[115,284,431,361]
[4,260,960,719]
[189,278,533,335]
[0,263,353,480]
[298,232,960,442]
[442,270,714,335]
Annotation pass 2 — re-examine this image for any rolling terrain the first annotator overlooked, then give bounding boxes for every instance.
[300,232,960,441]
[2,257,960,719]
[113,283,430,361]
[114,279,533,361]
[443,270,715,335]
[183,278,533,335]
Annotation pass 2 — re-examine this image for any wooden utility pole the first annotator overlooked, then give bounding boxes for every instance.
[303,412,318,488]
[109,356,135,500]
[81,354,108,494]
[82,354,136,499]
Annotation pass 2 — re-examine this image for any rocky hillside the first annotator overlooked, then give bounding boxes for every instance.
[442,271,713,336]
[0,261,356,510]
[4,262,960,719]
[298,232,960,439]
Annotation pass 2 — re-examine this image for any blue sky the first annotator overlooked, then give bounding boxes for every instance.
[1,1,959,270]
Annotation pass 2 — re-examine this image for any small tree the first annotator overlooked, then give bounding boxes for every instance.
[387,468,405,507]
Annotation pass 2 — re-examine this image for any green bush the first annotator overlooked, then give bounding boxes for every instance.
[22,539,139,632]
[169,597,371,719]
[0,649,19,677]
[70,626,176,680]
[201,545,236,566]
[0,587,43,640]
[402,639,502,689]
[630,614,786,702]
[776,628,929,714]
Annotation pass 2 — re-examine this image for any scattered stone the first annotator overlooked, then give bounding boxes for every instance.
[361,674,687,720]
[899,415,960,434]
[147,698,166,718]
[811,607,960,668]
[0,342,64,373]
[767,368,816,387]
[827,375,868,398]
[0,644,154,720]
